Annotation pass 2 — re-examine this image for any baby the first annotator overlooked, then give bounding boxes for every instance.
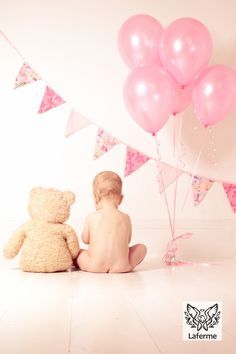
[76,171,147,273]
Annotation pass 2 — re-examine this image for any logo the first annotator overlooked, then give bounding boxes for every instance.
[183,302,222,341]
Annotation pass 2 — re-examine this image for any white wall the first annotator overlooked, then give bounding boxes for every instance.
[1,0,236,261]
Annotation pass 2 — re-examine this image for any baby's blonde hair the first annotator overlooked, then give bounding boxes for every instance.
[93,171,122,200]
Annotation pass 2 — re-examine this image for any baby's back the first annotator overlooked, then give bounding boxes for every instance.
[88,209,131,271]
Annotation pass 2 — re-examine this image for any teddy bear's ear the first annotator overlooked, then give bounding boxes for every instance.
[30,187,42,198]
[64,191,76,205]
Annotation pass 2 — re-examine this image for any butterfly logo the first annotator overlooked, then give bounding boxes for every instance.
[185,303,220,331]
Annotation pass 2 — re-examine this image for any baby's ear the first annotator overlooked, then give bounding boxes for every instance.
[64,191,76,205]
[94,192,100,205]
[119,194,124,205]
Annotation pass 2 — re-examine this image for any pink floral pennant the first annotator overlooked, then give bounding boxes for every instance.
[94,128,120,159]
[159,163,183,193]
[14,62,41,89]
[192,175,214,206]
[65,109,91,137]
[124,147,149,177]
[223,183,236,213]
[38,86,65,114]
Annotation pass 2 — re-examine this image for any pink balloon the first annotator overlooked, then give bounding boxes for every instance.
[160,18,212,86]
[172,83,193,115]
[118,14,163,69]
[192,64,236,127]
[124,66,174,133]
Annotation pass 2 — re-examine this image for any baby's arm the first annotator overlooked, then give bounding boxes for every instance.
[126,214,132,243]
[81,213,93,244]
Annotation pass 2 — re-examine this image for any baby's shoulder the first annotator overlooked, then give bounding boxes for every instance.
[118,210,131,222]
[86,211,98,222]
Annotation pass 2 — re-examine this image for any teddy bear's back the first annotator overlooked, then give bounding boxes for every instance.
[21,220,73,272]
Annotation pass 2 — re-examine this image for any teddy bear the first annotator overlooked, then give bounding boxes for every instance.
[3,187,80,272]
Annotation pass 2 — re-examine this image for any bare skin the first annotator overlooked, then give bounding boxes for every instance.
[76,198,147,273]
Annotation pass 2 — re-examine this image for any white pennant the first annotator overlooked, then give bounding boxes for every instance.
[65,109,91,137]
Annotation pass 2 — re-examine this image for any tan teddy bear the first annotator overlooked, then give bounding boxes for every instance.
[3,187,80,272]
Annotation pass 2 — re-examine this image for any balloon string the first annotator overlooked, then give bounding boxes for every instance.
[153,133,174,240]
[163,232,192,265]
[182,128,209,209]
[172,114,183,235]
[163,230,217,266]
[173,118,176,159]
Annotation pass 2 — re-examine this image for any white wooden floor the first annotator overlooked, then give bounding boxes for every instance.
[0,257,235,354]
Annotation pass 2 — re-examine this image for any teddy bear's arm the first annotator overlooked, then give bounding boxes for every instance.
[3,224,27,259]
[64,226,80,259]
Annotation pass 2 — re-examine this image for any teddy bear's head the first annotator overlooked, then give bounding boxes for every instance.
[28,187,75,223]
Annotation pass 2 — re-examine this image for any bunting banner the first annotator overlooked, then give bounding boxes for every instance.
[65,109,91,137]
[94,128,120,159]
[14,62,40,89]
[6,55,236,214]
[38,86,65,114]
[191,176,214,206]
[159,163,183,193]
[223,183,236,213]
[124,147,149,177]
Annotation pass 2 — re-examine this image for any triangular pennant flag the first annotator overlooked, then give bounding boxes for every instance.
[38,86,65,113]
[94,128,120,159]
[65,109,91,137]
[124,147,149,177]
[14,62,40,89]
[191,175,214,206]
[159,163,183,193]
[223,183,236,212]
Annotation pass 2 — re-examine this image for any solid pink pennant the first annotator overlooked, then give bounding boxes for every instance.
[94,128,120,159]
[191,175,214,206]
[14,62,40,89]
[124,147,149,177]
[159,163,183,193]
[38,86,65,114]
[65,109,91,137]
[223,183,236,212]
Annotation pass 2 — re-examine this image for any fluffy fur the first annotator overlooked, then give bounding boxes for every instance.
[3,187,80,272]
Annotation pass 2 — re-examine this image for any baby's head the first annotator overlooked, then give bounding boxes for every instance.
[93,171,123,208]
